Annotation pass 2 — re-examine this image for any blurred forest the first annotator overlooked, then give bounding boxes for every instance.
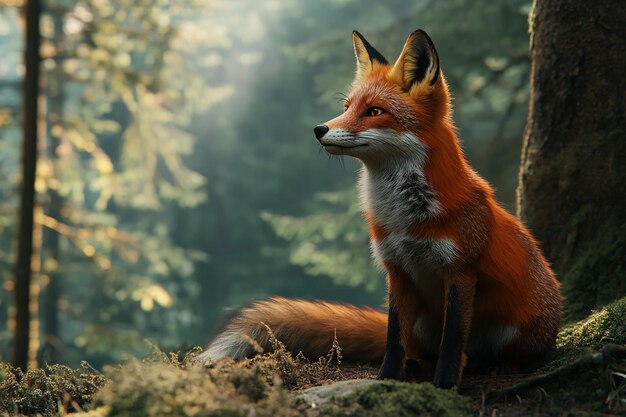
[0,0,533,368]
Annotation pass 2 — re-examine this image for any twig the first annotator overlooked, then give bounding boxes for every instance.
[485,344,626,403]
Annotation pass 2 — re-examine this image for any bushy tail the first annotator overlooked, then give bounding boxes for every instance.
[199,297,387,364]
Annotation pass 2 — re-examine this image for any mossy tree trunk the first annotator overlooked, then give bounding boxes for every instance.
[517,0,626,321]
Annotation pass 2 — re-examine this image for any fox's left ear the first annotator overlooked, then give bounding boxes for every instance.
[390,30,440,90]
[352,31,388,83]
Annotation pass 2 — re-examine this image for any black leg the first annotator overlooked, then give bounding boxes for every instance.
[433,285,466,388]
[376,296,404,380]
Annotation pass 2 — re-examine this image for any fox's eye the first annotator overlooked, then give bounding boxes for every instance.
[367,107,384,117]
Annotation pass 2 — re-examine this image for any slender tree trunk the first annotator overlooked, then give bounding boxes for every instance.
[13,0,42,370]
[517,0,626,320]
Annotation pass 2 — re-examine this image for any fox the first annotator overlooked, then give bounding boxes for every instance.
[200,30,562,389]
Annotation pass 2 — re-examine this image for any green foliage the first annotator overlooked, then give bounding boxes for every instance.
[1,0,229,364]
[262,190,380,292]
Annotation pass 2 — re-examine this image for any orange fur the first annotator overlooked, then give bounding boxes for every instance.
[365,209,387,241]
[204,31,561,388]
[203,297,387,363]
[321,31,561,383]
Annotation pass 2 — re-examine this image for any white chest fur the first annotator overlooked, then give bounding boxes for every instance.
[358,160,458,286]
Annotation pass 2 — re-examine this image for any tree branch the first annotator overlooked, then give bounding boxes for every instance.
[485,344,626,403]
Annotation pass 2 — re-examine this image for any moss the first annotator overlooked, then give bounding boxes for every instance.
[559,297,626,349]
[96,358,296,417]
[519,128,626,321]
[315,381,474,417]
[1,303,623,417]
[541,296,626,370]
[0,334,344,417]
[502,354,625,415]
[536,365,619,413]
[94,338,344,417]
[506,298,626,414]
[0,362,107,416]
[562,221,626,321]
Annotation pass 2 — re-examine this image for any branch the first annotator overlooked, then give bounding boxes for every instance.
[485,344,626,403]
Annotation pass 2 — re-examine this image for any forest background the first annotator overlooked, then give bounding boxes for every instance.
[0,0,538,368]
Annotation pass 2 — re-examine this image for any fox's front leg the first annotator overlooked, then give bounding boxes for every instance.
[376,293,404,380]
[378,268,424,380]
[433,273,476,388]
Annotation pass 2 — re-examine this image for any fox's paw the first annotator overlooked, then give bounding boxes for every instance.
[433,371,458,389]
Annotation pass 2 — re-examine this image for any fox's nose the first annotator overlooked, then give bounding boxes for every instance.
[314,124,329,140]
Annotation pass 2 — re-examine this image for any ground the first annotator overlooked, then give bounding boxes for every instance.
[1,297,625,417]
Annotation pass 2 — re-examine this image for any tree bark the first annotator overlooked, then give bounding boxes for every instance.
[517,0,626,320]
[13,0,42,370]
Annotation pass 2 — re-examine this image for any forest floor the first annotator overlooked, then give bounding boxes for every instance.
[1,296,625,417]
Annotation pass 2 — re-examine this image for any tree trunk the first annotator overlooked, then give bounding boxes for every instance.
[517,0,626,321]
[13,0,42,370]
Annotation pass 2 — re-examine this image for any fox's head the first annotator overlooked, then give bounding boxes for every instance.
[314,30,453,166]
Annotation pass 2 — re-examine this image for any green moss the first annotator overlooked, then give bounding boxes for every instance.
[317,381,474,417]
[559,297,626,349]
[541,296,626,370]
[562,222,626,321]
[94,337,345,417]
[96,357,297,417]
[0,362,107,416]
[512,297,626,414]
[534,366,616,413]
[520,129,626,321]
[1,303,623,417]
[504,353,625,414]
[0,333,345,417]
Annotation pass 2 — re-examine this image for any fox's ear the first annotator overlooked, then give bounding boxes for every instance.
[390,30,440,90]
[352,31,388,83]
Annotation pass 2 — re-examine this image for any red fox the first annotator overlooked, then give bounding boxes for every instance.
[201,30,561,388]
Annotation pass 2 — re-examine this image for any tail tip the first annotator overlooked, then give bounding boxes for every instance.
[199,331,257,363]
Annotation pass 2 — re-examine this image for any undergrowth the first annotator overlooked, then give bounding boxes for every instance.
[0,362,106,416]
[0,326,343,417]
[0,301,624,416]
